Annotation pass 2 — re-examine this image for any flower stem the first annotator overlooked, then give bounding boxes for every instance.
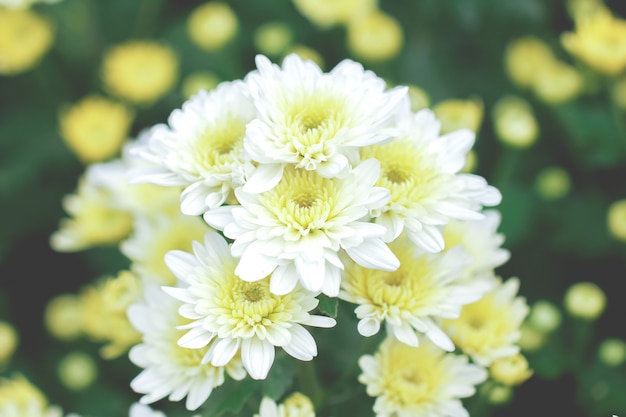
[297,360,325,409]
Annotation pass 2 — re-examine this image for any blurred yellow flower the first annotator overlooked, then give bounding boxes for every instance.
[49,176,134,252]
[182,71,221,99]
[526,299,562,333]
[57,351,98,391]
[566,0,606,21]
[44,293,84,341]
[433,96,484,134]
[346,10,403,63]
[504,35,555,89]
[607,198,626,241]
[462,148,478,173]
[101,40,178,104]
[59,95,134,164]
[485,384,513,405]
[187,2,238,52]
[535,166,572,200]
[0,321,17,368]
[292,0,376,28]
[80,271,142,359]
[532,60,583,104]
[518,323,547,352]
[0,374,62,416]
[563,281,606,320]
[0,7,54,75]
[489,353,534,386]
[561,7,626,76]
[283,44,324,69]
[492,95,539,149]
[254,21,294,57]
[598,338,626,367]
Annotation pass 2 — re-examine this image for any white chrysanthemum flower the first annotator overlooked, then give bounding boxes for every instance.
[441,277,529,366]
[162,230,336,380]
[128,402,167,417]
[241,53,407,193]
[340,237,487,351]
[128,80,256,215]
[204,159,400,297]
[359,336,487,417]
[128,283,246,411]
[363,108,501,253]
[120,212,212,286]
[442,210,510,282]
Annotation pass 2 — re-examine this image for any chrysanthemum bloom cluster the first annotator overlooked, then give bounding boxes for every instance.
[50,53,528,415]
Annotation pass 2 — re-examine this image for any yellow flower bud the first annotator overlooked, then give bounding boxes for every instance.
[254,22,293,57]
[535,166,572,201]
[182,71,221,99]
[490,354,534,386]
[433,96,484,134]
[564,281,607,320]
[0,321,18,367]
[492,95,539,149]
[407,84,430,112]
[58,351,98,391]
[504,36,555,89]
[284,45,324,70]
[346,10,403,63]
[187,2,238,52]
[607,198,626,241]
[598,338,626,367]
[527,299,562,333]
[44,293,84,341]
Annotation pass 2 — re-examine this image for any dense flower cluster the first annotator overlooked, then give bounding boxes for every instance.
[48,53,531,416]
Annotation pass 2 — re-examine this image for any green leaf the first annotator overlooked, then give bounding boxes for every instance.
[200,377,258,417]
[317,295,338,319]
[261,353,296,400]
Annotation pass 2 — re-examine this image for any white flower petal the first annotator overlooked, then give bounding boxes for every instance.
[242,338,275,380]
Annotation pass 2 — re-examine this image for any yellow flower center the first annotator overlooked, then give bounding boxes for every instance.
[192,115,246,173]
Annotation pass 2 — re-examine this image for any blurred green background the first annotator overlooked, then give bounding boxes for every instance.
[1,0,626,416]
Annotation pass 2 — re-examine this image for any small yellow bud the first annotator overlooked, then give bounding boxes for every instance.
[607,198,626,242]
[487,384,513,405]
[564,281,607,320]
[504,36,555,89]
[462,149,478,173]
[58,351,98,391]
[346,10,403,63]
[532,60,583,105]
[433,96,484,134]
[44,294,83,341]
[254,22,293,57]
[0,321,18,367]
[518,324,547,352]
[535,166,572,200]
[187,2,238,52]
[492,95,539,149]
[598,338,626,366]
[527,299,562,333]
[182,71,221,99]
[490,354,534,386]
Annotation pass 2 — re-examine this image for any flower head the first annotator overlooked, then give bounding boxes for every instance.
[128,283,245,411]
[346,10,404,63]
[254,393,315,417]
[128,81,255,215]
[187,2,238,51]
[163,230,336,380]
[101,40,178,104]
[204,159,400,297]
[0,374,63,417]
[340,238,486,351]
[441,277,529,366]
[241,53,407,193]
[59,95,134,164]
[358,336,487,417]
[364,108,501,253]
[0,7,53,75]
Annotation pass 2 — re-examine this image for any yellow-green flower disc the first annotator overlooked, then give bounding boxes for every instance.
[187,2,238,52]
[607,198,626,241]
[527,299,562,333]
[563,281,607,320]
